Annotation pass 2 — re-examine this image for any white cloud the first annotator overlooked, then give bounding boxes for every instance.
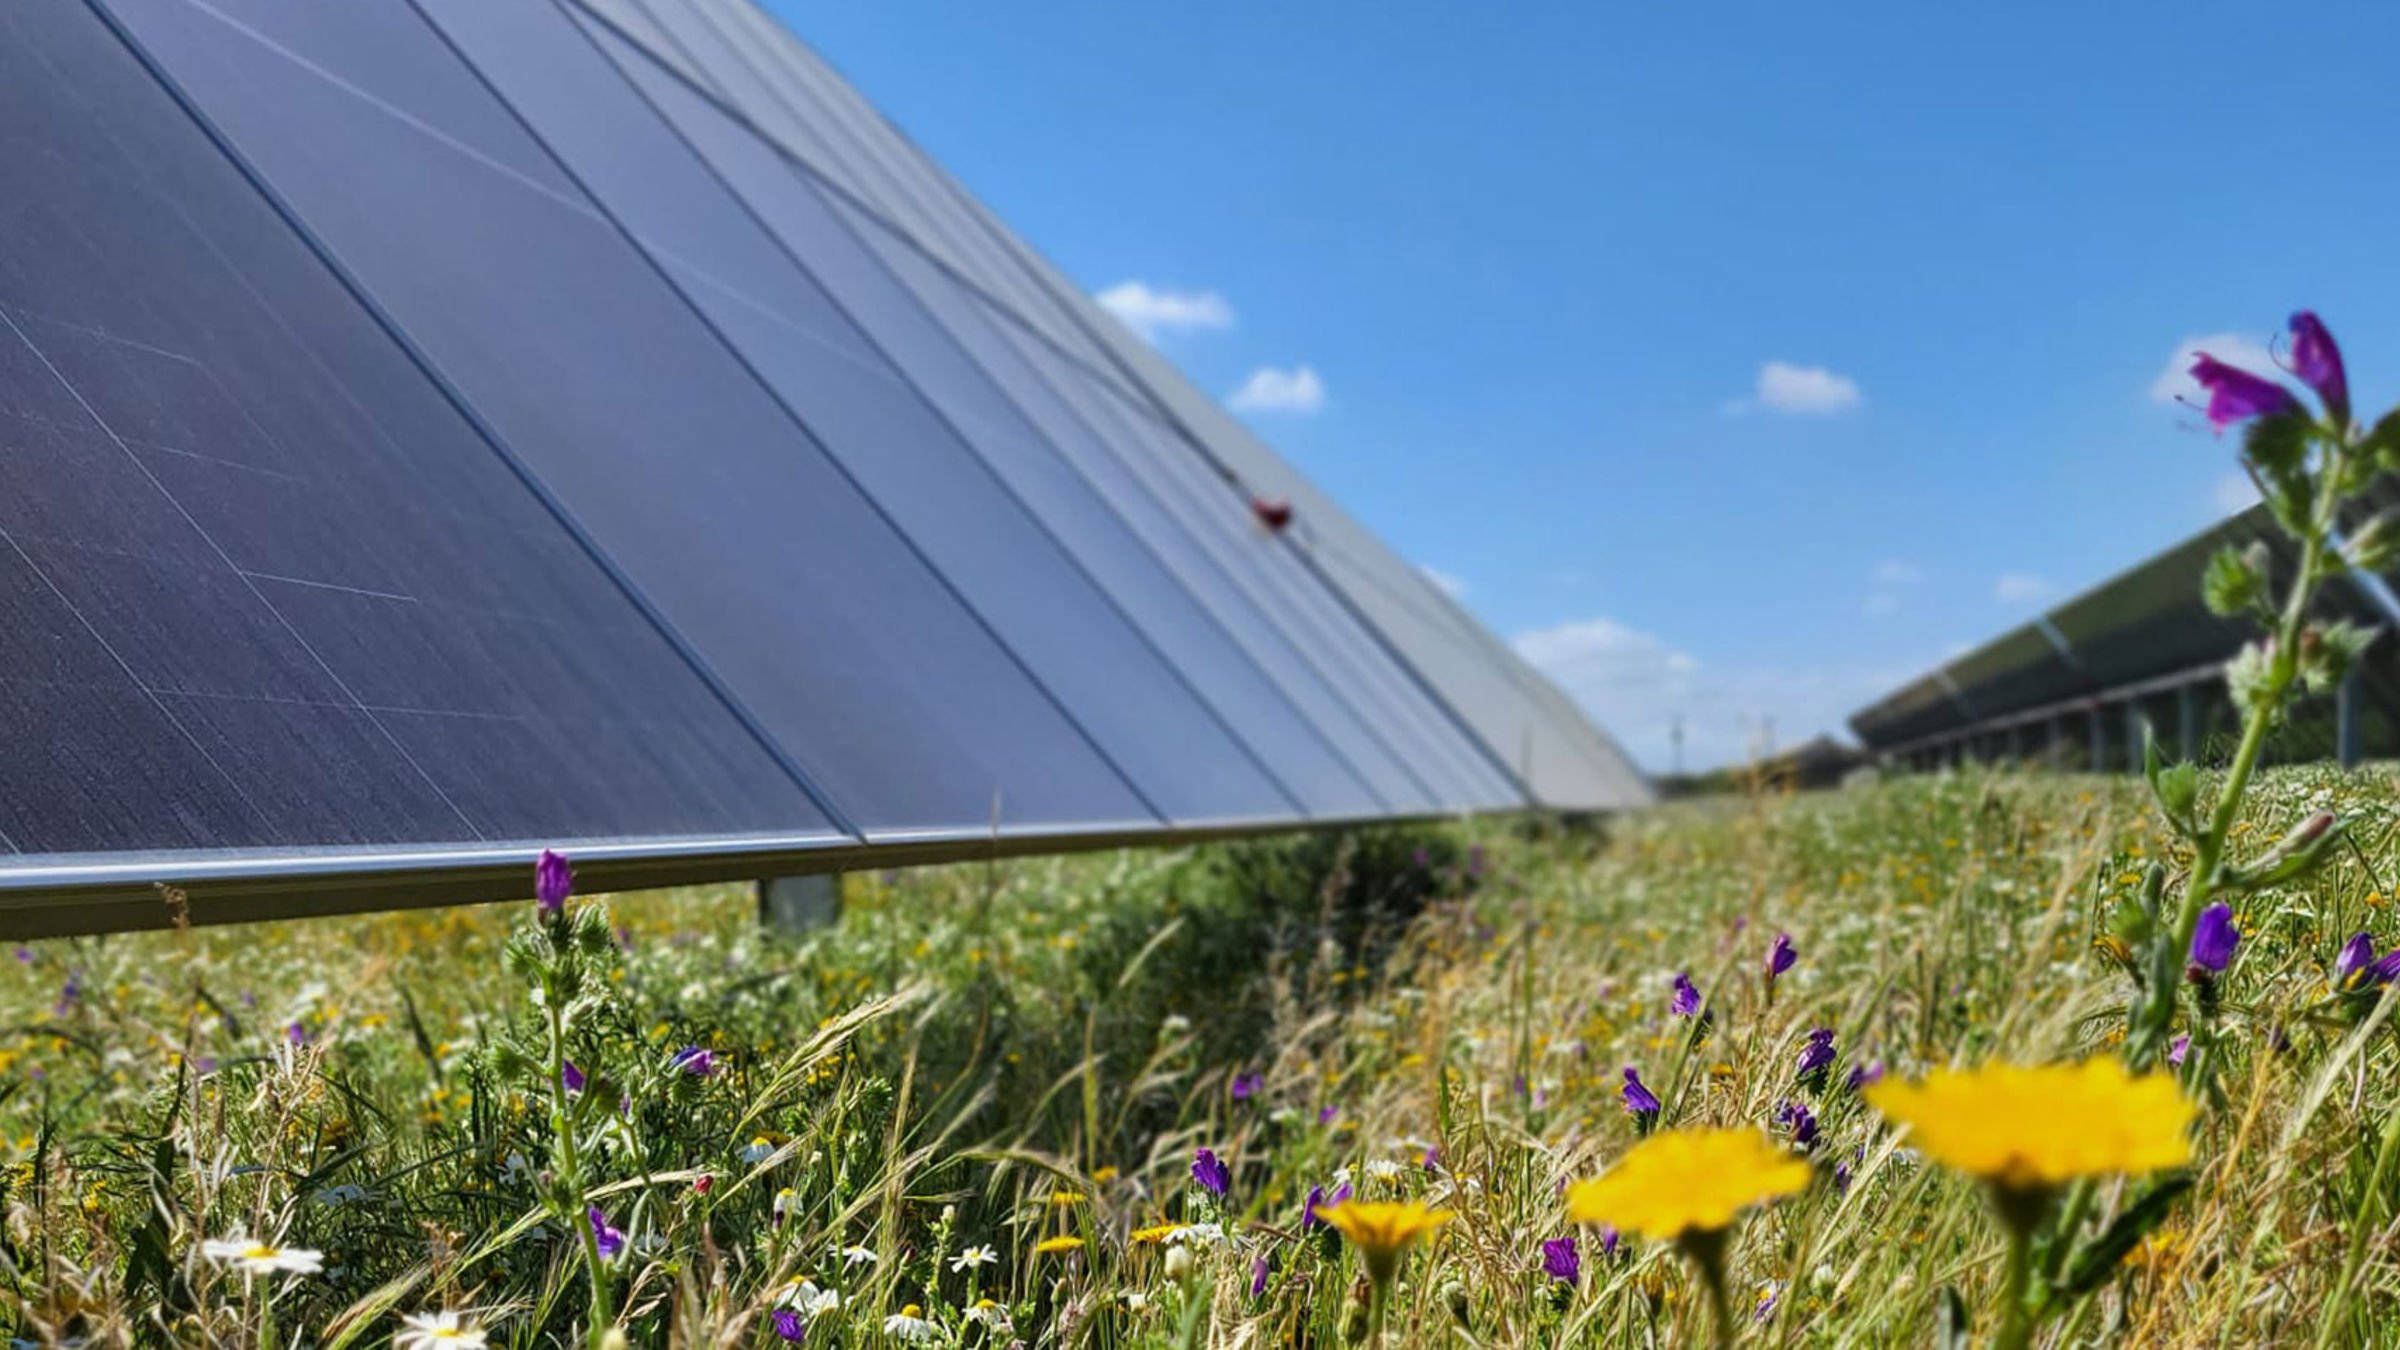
[1864,559,1920,618]
[1419,565,1468,600]
[2213,470,2261,515]
[1730,360,1863,416]
[1512,615,1892,774]
[1994,572,2052,605]
[1228,365,1325,414]
[2152,332,2279,406]
[1094,281,1234,341]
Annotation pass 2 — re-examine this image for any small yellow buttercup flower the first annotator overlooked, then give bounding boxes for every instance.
[1129,1223,1184,1245]
[1566,1127,1810,1242]
[1033,1235,1085,1254]
[1865,1057,2193,1192]
[1315,1200,1453,1285]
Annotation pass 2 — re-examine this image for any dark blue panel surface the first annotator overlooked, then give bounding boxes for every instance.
[0,0,832,851]
[425,0,1294,826]
[104,0,1158,837]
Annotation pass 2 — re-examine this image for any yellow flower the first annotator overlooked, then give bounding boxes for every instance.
[1865,1058,2193,1192]
[1033,1235,1086,1254]
[1314,1200,1452,1285]
[1130,1223,1184,1245]
[1566,1127,1810,1241]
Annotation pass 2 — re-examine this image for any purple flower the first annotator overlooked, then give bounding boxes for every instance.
[1303,1182,1352,1231]
[2189,353,2304,430]
[536,848,573,917]
[2376,950,2400,985]
[1766,932,1797,982]
[2168,1034,2191,1067]
[286,1021,306,1046]
[1671,972,1702,1018]
[1230,1071,1263,1101]
[562,1060,586,1094]
[2338,931,2379,989]
[1834,1158,1852,1194]
[1845,1059,1885,1093]
[1598,1225,1619,1256]
[51,975,79,1018]
[1621,1066,1661,1118]
[1191,1148,1231,1199]
[588,1206,625,1260]
[1317,1104,1340,1126]
[2290,311,2349,422]
[2189,903,2239,976]
[1250,1253,1271,1299]
[1796,1027,1836,1085]
[670,1045,718,1077]
[771,1309,806,1343]
[1423,1145,1442,1171]
[1536,1236,1580,1285]
[12,947,30,964]
[1774,1100,1820,1151]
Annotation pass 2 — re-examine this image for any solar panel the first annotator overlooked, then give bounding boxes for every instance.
[0,0,1649,936]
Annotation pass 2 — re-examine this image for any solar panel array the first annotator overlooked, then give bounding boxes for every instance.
[0,0,1649,936]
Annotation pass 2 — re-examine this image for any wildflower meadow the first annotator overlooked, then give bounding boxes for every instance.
[3,315,2400,1345]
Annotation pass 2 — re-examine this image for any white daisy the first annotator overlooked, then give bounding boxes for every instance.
[774,1279,840,1319]
[1364,1159,1403,1183]
[740,1137,777,1166]
[882,1305,938,1342]
[841,1245,879,1268]
[965,1299,1012,1331]
[396,1310,488,1349]
[200,1236,323,1276]
[949,1244,998,1272]
[1165,1222,1226,1248]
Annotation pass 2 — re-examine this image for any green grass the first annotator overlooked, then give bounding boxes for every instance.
[2,768,2397,1346]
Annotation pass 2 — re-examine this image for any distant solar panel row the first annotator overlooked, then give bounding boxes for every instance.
[0,0,1647,936]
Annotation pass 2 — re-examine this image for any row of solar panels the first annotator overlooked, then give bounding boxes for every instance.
[0,0,1646,935]
[1850,479,2400,752]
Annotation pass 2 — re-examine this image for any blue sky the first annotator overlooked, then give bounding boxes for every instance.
[779,1,2400,772]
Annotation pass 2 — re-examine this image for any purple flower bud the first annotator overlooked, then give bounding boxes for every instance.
[1230,1071,1263,1101]
[2167,1034,2191,1067]
[1796,1027,1836,1084]
[2337,931,2379,989]
[1598,1225,1620,1256]
[1317,1104,1340,1125]
[671,1045,717,1077]
[1766,932,1797,981]
[2189,353,2304,430]
[2375,950,2400,985]
[588,1205,625,1260]
[771,1308,806,1342]
[536,848,573,917]
[1671,972,1702,1018]
[2189,903,2239,976]
[1621,1066,1661,1117]
[1250,1253,1271,1299]
[1845,1059,1884,1094]
[562,1060,586,1094]
[1834,1159,1852,1194]
[1774,1099,1820,1151]
[1303,1182,1351,1231]
[286,1021,306,1046]
[1191,1147,1231,1199]
[2289,311,2349,423]
[1540,1236,1580,1285]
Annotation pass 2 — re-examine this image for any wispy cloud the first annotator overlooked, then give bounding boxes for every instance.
[1419,565,1468,600]
[1512,614,1896,773]
[1863,559,1921,617]
[1094,281,1234,341]
[1994,571,2052,605]
[2213,470,2261,516]
[2151,332,2279,406]
[1726,360,1863,416]
[1229,365,1325,414]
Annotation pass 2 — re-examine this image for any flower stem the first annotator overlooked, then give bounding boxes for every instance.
[2314,1091,2400,1349]
[546,995,615,1346]
[1680,1230,1735,1350]
[1994,1222,2035,1350]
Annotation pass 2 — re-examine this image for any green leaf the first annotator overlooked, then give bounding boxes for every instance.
[2059,1175,2193,1297]
[2200,543,2264,616]
[1935,1286,1972,1350]
[2245,411,2311,475]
